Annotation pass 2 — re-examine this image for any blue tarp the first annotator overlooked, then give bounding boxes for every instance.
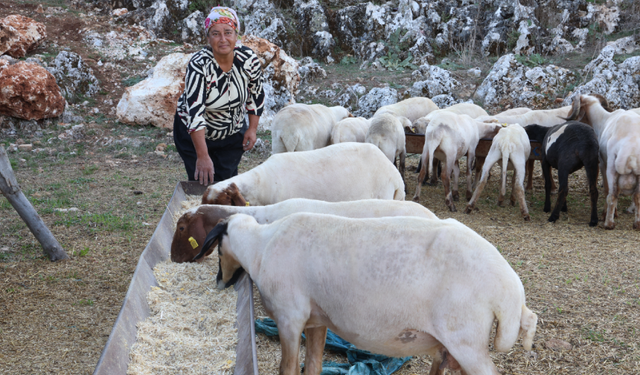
[255,318,411,375]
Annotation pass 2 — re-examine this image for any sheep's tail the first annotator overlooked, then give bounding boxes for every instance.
[500,147,512,196]
[279,131,300,152]
[426,127,445,179]
[494,304,537,352]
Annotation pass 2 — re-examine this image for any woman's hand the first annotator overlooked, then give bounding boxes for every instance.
[190,128,214,185]
[243,114,260,151]
[195,156,214,185]
[243,128,257,151]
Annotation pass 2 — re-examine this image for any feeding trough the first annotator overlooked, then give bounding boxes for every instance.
[405,132,543,159]
[93,181,258,375]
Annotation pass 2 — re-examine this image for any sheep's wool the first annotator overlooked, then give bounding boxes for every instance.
[127,195,238,374]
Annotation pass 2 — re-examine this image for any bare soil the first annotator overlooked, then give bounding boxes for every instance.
[1,0,640,374]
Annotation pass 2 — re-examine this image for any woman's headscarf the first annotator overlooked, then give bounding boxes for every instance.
[205,6,240,34]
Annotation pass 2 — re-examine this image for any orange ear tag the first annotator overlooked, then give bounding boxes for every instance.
[188,237,199,249]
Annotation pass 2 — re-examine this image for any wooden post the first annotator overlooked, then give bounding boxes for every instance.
[0,146,69,261]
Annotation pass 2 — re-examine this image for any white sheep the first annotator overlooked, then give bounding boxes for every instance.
[202,142,406,205]
[271,104,350,153]
[413,111,502,211]
[476,106,571,127]
[465,124,532,221]
[330,117,371,144]
[196,213,537,375]
[365,113,407,186]
[374,97,439,123]
[493,107,532,116]
[171,198,436,262]
[566,94,640,230]
[412,102,489,134]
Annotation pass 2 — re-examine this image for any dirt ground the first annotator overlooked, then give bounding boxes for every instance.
[1,0,640,374]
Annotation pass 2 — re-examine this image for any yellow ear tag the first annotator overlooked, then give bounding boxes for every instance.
[245,201,250,206]
[188,237,199,249]
[502,123,508,127]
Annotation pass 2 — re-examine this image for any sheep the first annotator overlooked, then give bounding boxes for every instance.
[195,213,537,375]
[524,122,600,226]
[374,97,439,123]
[171,198,437,263]
[465,124,531,221]
[565,94,640,230]
[413,111,503,211]
[271,104,350,153]
[202,142,406,205]
[365,113,407,187]
[330,117,371,144]
[411,103,490,185]
[493,107,532,116]
[631,108,640,115]
[412,103,489,135]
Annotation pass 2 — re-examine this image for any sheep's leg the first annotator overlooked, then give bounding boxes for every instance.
[445,346,499,375]
[474,155,486,190]
[413,154,429,202]
[277,319,304,375]
[427,159,440,185]
[633,177,640,230]
[303,326,327,375]
[466,151,500,214]
[443,160,456,212]
[525,159,535,191]
[584,162,599,227]
[511,154,530,221]
[466,153,476,201]
[452,160,460,202]
[399,150,406,192]
[604,160,619,230]
[509,170,517,206]
[599,156,609,220]
[549,166,569,223]
[542,160,553,213]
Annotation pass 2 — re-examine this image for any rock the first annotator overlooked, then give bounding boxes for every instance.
[353,86,397,118]
[46,51,100,104]
[180,10,205,45]
[0,15,47,58]
[113,8,128,17]
[545,338,572,351]
[298,60,327,84]
[18,144,33,151]
[565,49,640,110]
[241,35,301,131]
[408,64,460,98]
[475,54,576,112]
[0,61,65,120]
[294,0,332,59]
[431,94,458,108]
[7,144,18,152]
[240,0,289,48]
[116,53,192,128]
[36,4,44,14]
[155,143,167,152]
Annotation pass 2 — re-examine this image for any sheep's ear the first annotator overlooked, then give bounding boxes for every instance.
[193,221,228,261]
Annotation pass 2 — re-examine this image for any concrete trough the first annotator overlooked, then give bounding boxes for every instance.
[93,181,258,375]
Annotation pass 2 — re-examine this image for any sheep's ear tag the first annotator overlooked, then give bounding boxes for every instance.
[501,122,508,127]
[245,201,250,206]
[188,237,199,249]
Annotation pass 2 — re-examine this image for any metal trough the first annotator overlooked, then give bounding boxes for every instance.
[405,133,543,160]
[93,181,259,375]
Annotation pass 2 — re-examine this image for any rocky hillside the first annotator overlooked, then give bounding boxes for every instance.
[1,0,639,134]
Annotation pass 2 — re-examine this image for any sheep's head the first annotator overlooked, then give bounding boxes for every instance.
[564,94,611,126]
[171,206,232,262]
[191,220,244,289]
[201,182,247,205]
[171,211,210,263]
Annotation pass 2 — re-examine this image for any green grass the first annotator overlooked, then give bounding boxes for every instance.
[53,211,140,233]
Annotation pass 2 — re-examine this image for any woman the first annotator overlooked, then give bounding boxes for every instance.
[173,6,265,185]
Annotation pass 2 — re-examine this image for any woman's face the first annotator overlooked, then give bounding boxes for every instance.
[207,23,237,57]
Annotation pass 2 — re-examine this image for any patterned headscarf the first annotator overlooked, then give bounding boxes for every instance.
[205,6,240,34]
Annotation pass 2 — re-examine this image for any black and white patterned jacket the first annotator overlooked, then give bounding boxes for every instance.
[176,45,265,141]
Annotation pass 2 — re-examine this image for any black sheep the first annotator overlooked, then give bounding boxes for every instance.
[524,122,599,226]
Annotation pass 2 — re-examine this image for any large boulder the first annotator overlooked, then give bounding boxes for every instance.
[408,63,460,98]
[46,51,100,104]
[116,53,191,128]
[353,86,398,118]
[0,60,65,120]
[241,35,301,130]
[475,54,576,112]
[564,48,640,110]
[0,15,47,58]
